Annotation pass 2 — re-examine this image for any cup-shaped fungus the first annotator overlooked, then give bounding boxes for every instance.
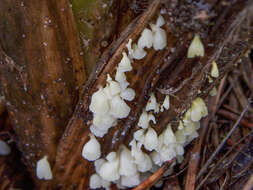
[187,34,205,58]
[120,88,135,101]
[138,28,153,49]
[110,95,131,119]
[82,134,101,161]
[119,145,137,176]
[36,156,53,180]
[0,140,11,156]
[99,152,120,182]
[143,127,158,151]
[211,61,219,78]
[89,88,110,115]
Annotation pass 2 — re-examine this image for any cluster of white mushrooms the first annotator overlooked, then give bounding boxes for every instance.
[34,11,221,188]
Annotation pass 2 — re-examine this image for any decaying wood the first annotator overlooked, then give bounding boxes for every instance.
[0,0,86,185]
[0,0,253,189]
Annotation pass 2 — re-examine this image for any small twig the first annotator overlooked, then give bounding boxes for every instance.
[196,130,253,190]
[163,175,181,190]
[217,109,253,129]
[242,173,253,190]
[197,99,252,179]
[133,159,174,190]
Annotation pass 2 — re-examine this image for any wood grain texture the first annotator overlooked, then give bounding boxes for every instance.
[0,0,86,186]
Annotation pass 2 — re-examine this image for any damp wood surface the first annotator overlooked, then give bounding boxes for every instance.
[0,0,252,189]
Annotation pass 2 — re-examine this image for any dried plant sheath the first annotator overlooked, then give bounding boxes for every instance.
[0,0,86,184]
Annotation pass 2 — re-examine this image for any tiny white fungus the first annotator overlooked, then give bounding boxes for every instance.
[137,28,153,49]
[127,39,146,60]
[99,152,120,182]
[90,174,102,189]
[151,25,167,50]
[121,173,140,187]
[146,93,159,113]
[0,140,11,156]
[150,151,163,166]
[118,52,132,72]
[138,111,149,129]
[120,88,135,101]
[93,113,116,130]
[190,97,208,122]
[187,34,205,58]
[90,125,108,138]
[95,159,106,173]
[134,129,145,144]
[108,80,121,96]
[115,70,129,90]
[36,156,53,180]
[132,44,147,60]
[211,61,219,78]
[144,127,158,151]
[148,113,156,124]
[156,15,165,27]
[210,87,217,96]
[129,140,152,172]
[110,95,131,119]
[163,124,177,145]
[82,134,101,161]
[119,145,137,176]
[162,95,170,110]
[89,88,110,114]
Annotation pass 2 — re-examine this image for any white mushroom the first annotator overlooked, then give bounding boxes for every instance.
[211,61,219,78]
[108,80,121,96]
[138,28,153,49]
[150,151,163,166]
[156,15,165,27]
[210,87,217,96]
[161,95,170,110]
[89,88,110,114]
[187,34,205,58]
[115,70,129,90]
[121,173,140,187]
[190,97,208,122]
[134,129,145,144]
[36,156,53,180]
[148,113,156,124]
[137,111,149,129]
[163,124,177,145]
[99,152,120,182]
[120,88,135,101]
[132,44,147,60]
[146,93,159,113]
[118,52,132,72]
[93,113,116,130]
[144,127,158,151]
[90,125,108,138]
[129,140,152,172]
[89,174,102,189]
[82,134,101,161]
[95,159,106,173]
[119,145,137,176]
[151,24,167,50]
[110,95,131,119]
[0,140,11,156]
[127,39,146,60]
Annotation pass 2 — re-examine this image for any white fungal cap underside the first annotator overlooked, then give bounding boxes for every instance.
[87,14,210,190]
[0,140,11,156]
[36,156,53,180]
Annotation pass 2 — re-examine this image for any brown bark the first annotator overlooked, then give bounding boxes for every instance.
[0,0,252,189]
